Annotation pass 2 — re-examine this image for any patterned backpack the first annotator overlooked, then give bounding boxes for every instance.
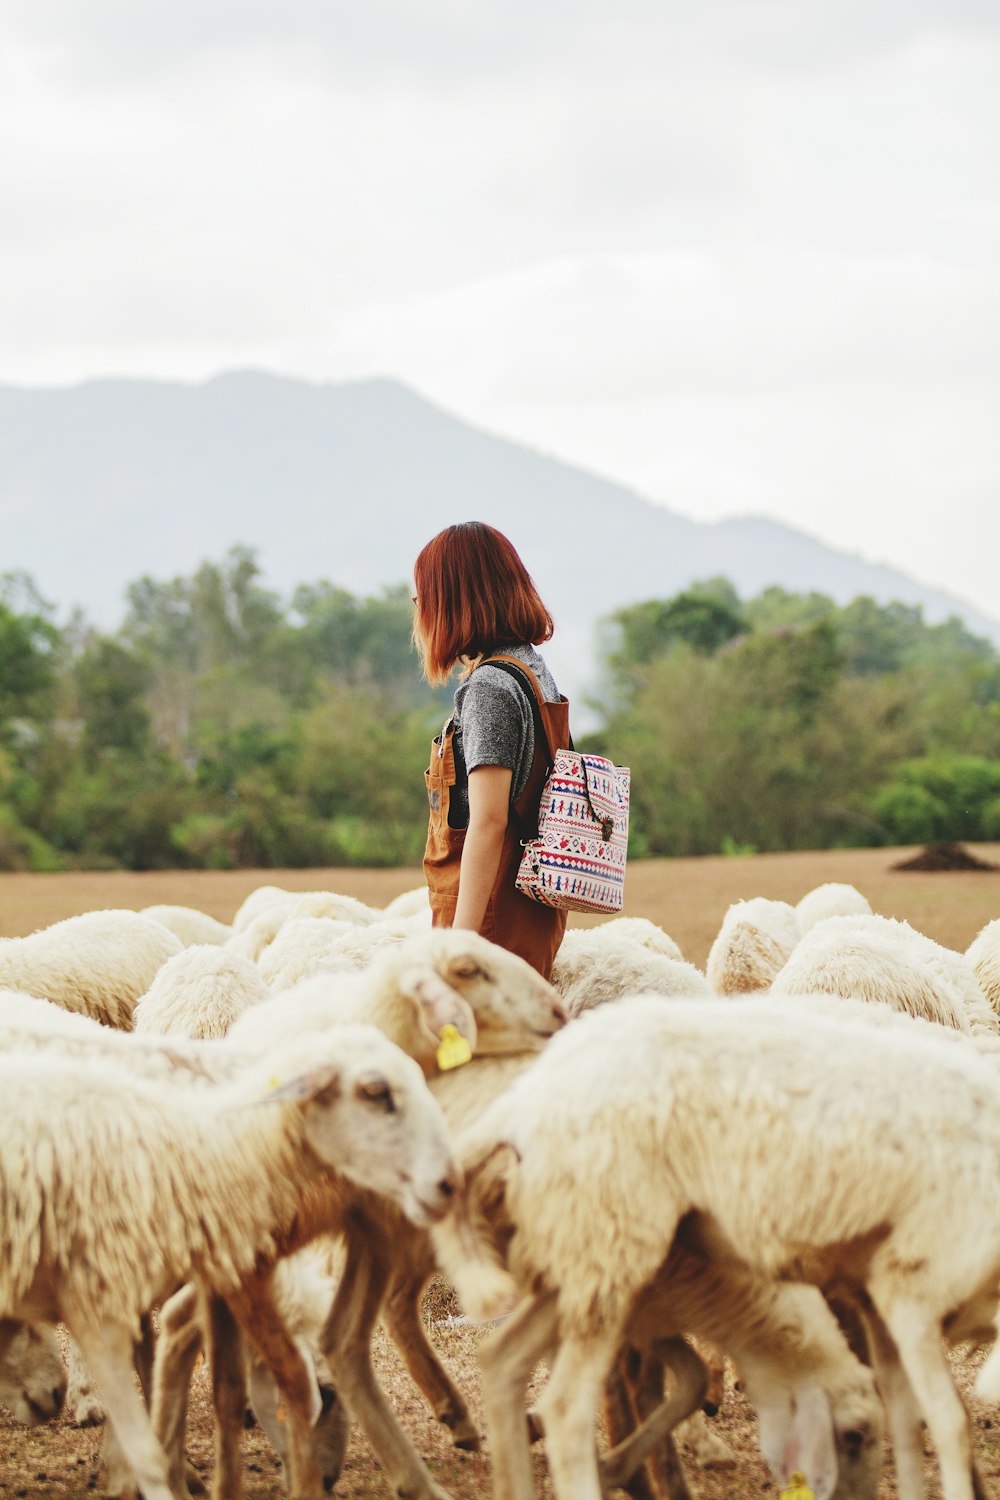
[485,659,631,915]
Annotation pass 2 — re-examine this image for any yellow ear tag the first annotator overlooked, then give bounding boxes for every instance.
[780,1474,815,1500]
[276,1401,287,1425]
[436,1023,473,1072]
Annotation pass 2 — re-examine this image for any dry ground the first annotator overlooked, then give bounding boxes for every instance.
[1,847,999,1499]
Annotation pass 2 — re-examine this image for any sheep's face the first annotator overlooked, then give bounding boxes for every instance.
[0,1321,66,1426]
[278,1026,461,1228]
[754,1373,882,1500]
[412,930,567,1052]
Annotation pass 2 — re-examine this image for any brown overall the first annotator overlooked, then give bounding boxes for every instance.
[423,654,569,980]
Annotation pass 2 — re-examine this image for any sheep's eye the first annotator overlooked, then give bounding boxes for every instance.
[451,959,484,980]
[357,1077,395,1111]
[842,1429,867,1459]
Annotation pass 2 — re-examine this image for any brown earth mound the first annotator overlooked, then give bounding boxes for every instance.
[892,840,999,872]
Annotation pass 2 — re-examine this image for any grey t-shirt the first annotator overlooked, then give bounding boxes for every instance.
[448,644,560,830]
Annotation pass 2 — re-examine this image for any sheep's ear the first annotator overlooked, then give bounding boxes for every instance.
[781,1383,838,1500]
[400,969,478,1053]
[261,1064,342,1104]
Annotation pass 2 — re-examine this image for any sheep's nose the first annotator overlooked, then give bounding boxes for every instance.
[552,1001,569,1025]
[53,1385,65,1416]
[438,1171,460,1201]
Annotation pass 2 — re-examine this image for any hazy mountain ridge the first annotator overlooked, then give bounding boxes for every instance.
[3,370,997,700]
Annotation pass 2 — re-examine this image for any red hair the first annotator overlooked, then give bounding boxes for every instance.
[413,522,554,685]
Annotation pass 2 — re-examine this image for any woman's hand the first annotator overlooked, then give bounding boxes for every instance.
[452,765,513,933]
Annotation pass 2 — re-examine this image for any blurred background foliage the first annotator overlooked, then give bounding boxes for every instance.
[1,549,998,870]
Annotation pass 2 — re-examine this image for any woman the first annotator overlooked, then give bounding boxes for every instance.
[413,522,569,979]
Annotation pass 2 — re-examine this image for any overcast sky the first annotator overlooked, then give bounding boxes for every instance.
[1,0,998,621]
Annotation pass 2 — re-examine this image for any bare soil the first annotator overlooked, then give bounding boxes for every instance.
[1,848,999,1499]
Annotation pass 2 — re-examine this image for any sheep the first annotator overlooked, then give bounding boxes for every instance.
[0,1027,459,1500]
[0,1320,66,1427]
[155,931,568,1500]
[228,893,390,963]
[244,1247,350,1489]
[436,993,1000,1500]
[133,945,271,1040]
[1,967,468,1495]
[572,1247,883,1500]
[231,928,564,1066]
[0,910,183,1029]
[551,931,709,1017]
[0,985,242,1083]
[705,896,800,994]
[257,914,425,991]
[772,912,998,1036]
[381,885,432,922]
[968,919,1000,1021]
[562,915,684,961]
[795,882,872,936]
[142,904,233,946]
[230,885,382,939]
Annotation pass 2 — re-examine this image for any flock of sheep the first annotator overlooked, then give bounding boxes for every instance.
[0,877,999,1500]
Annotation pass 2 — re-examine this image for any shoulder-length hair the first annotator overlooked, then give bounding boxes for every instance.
[413,522,554,685]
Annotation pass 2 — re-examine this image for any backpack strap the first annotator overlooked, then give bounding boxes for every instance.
[476,655,572,764]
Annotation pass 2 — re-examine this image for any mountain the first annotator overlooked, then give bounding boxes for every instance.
[3,370,997,702]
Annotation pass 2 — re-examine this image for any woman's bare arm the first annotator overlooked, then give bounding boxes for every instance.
[452,765,513,932]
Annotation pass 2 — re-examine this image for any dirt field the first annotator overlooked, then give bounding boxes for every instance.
[1,848,999,1499]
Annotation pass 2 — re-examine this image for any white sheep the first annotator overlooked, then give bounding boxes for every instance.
[967,919,1000,1022]
[705,896,800,994]
[551,932,710,1017]
[258,914,425,991]
[228,892,390,963]
[437,994,1000,1500]
[564,916,684,960]
[567,1247,883,1500]
[133,944,271,1039]
[155,930,568,1500]
[142,903,233,946]
[232,928,564,1065]
[0,985,241,1083]
[380,885,432,922]
[772,912,997,1036]
[230,885,382,940]
[795,882,872,935]
[0,1320,66,1427]
[1,966,464,1494]
[0,910,183,1029]
[0,1028,458,1500]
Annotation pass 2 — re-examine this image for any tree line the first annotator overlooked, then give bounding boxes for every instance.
[1,551,998,871]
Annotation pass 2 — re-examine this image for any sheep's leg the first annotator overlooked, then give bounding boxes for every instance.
[630,1346,692,1500]
[101,1313,164,1499]
[877,1296,975,1500]
[600,1339,705,1497]
[321,1225,451,1500]
[381,1265,480,1449]
[226,1274,324,1500]
[207,1296,250,1500]
[152,1283,204,1498]
[71,1320,179,1500]
[478,1291,559,1500]
[66,1333,105,1425]
[536,1328,619,1500]
[603,1350,659,1500]
[861,1302,926,1500]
